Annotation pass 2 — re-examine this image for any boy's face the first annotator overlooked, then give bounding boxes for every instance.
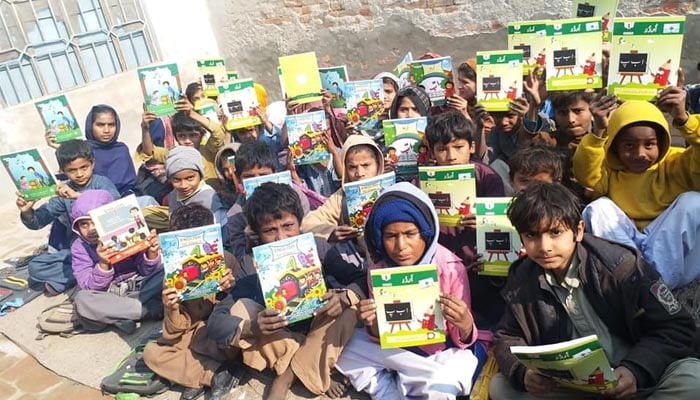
[257,211,300,244]
[234,127,258,142]
[239,165,273,180]
[554,99,592,139]
[92,112,117,143]
[382,221,426,266]
[77,219,99,244]
[175,130,203,148]
[397,97,421,119]
[499,112,520,133]
[383,82,397,110]
[511,171,555,193]
[457,71,476,101]
[345,148,379,183]
[62,157,94,187]
[170,169,201,198]
[613,125,660,173]
[221,159,235,182]
[432,138,474,166]
[520,220,584,281]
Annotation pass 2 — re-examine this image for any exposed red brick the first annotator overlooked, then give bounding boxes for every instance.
[359,7,371,16]
[301,5,312,14]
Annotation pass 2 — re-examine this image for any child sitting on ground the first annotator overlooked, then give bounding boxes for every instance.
[70,189,163,334]
[490,182,700,399]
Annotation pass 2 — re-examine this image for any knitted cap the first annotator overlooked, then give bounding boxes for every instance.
[165,146,204,179]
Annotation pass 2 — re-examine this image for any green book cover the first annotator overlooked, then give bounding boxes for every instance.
[383,117,427,179]
[196,58,227,98]
[393,51,413,88]
[371,264,446,349]
[572,0,619,42]
[217,79,262,131]
[608,16,685,101]
[475,197,521,277]
[34,95,82,143]
[418,165,477,228]
[279,52,323,104]
[137,63,182,117]
[511,335,618,393]
[410,56,453,106]
[227,71,239,81]
[507,20,549,75]
[476,50,524,112]
[546,17,603,91]
[1,148,58,201]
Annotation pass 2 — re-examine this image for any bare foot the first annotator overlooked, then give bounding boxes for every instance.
[266,367,295,400]
[326,370,350,398]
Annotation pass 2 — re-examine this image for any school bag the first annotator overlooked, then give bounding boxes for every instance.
[35,300,83,340]
[100,342,169,396]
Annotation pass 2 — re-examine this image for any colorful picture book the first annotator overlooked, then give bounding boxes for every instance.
[476,50,524,112]
[34,95,81,143]
[475,197,522,277]
[286,110,330,165]
[1,148,57,201]
[242,170,293,199]
[410,56,453,106]
[217,79,262,131]
[344,79,384,133]
[572,0,619,42]
[137,63,182,117]
[319,65,349,117]
[393,52,413,89]
[194,98,220,124]
[160,224,227,301]
[344,172,396,230]
[507,20,549,75]
[418,165,477,228]
[196,59,227,98]
[88,194,150,264]
[371,264,446,349]
[278,52,323,104]
[608,16,685,101]
[253,232,326,324]
[511,335,617,393]
[546,17,603,91]
[383,117,427,179]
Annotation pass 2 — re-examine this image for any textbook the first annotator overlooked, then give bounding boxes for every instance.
[194,98,220,124]
[278,52,323,104]
[572,0,619,42]
[510,335,618,393]
[608,16,685,101]
[88,194,150,264]
[1,147,57,201]
[545,17,603,91]
[319,65,349,117]
[242,170,292,199]
[475,197,522,277]
[286,110,330,165]
[253,232,326,324]
[344,172,396,230]
[507,20,549,75]
[217,79,262,131]
[34,95,82,143]
[160,224,227,301]
[410,56,453,106]
[138,63,182,117]
[344,79,384,134]
[476,50,524,112]
[418,165,477,228]
[383,117,427,179]
[393,51,413,89]
[371,264,446,349]
[196,58,227,98]
[227,71,239,81]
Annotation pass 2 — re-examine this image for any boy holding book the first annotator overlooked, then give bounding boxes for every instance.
[207,182,361,400]
[70,189,164,334]
[490,182,700,399]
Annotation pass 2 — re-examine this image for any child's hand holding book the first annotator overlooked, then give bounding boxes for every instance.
[524,369,558,396]
[15,192,35,215]
[97,241,117,271]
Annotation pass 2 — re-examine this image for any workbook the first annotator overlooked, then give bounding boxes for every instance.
[383,117,427,180]
[89,194,150,264]
[196,58,227,98]
[418,165,477,228]
[507,20,549,75]
[344,79,384,133]
[410,56,453,106]
[475,197,522,277]
[217,79,262,130]
[278,52,323,104]
[1,147,57,201]
[286,110,330,165]
[571,0,619,42]
[138,63,182,116]
[34,95,82,143]
[319,65,349,117]
[476,50,524,112]
[545,18,603,91]
[344,172,396,230]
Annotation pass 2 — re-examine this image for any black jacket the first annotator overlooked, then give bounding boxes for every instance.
[494,234,696,391]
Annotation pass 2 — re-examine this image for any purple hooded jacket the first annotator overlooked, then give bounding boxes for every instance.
[70,190,161,291]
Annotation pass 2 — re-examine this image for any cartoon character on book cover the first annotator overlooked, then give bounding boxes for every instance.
[383,117,427,179]
[35,95,81,143]
[345,80,384,133]
[286,110,330,165]
[418,165,476,228]
[160,224,227,301]
[508,21,548,75]
[345,172,396,230]
[410,57,453,106]
[476,198,523,276]
[1,148,57,201]
[253,233,326,324]
[319,66,348,116]
[546,18,603,91]
[218,79,262,130]
[138,63,182,117]
[89,195,150,263]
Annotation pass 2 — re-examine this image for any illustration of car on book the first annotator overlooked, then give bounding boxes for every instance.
[166,252,224,293]
[266,264,323,313]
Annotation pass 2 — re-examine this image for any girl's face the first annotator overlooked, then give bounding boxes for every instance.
[382,221,426,266]
[383,82,397,110]
[396,97,421,119]
[92,112,117,143]
[78,219,99,244]
[345,148,379,183]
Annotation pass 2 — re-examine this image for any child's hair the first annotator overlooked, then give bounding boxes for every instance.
[508,182,581,235]
[244,182,303,234]
[169,203,214,231]
[549,91,594,112]
[508,145,565,182]
[89,104,116,120]
[185,82,201,103]
[234,141,277,179]
[172,111,205,134]
[56,139,95,169]
[425,111,476,148]
[382,77,398,92]
[346,143,380,164]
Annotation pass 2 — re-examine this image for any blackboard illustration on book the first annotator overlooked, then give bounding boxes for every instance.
[553,48,577,77]
[476,197,523,277]
[546,18,602,91]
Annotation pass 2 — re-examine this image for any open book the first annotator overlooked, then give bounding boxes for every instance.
[510,335,618,393]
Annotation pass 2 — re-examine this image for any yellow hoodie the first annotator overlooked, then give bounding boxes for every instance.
[301,135,385,238]
[573,100,700,230]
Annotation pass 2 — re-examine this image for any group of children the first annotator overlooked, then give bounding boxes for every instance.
[12,50,700,399]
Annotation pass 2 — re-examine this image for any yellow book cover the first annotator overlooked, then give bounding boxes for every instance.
[279,52,323,104]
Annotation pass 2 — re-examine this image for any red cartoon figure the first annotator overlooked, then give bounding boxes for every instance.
[445,81,455,98]
[601,12,611,32]
[506,81,519,100]
[582,53,597,76]
[421,305,436,330]
[386,147,399,164]
[653,59,672,86]
[458,196,471,216]
[536,48,546,68]
[417,144,429,166]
